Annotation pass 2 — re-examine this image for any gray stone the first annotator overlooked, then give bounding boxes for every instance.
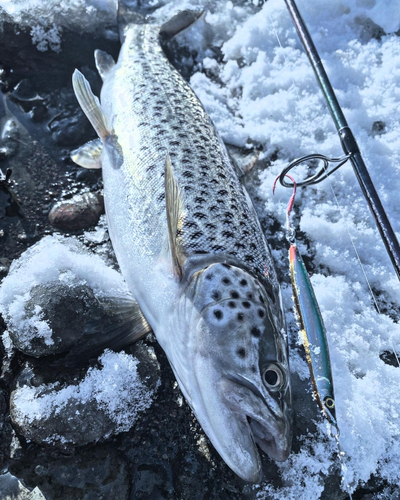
[10,343,160,448]
[0,472,47,500]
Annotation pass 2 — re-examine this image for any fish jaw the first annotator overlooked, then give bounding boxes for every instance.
[220,377,292,463]
[181,354,264,483]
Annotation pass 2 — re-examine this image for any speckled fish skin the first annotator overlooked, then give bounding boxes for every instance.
[75,17,292,483]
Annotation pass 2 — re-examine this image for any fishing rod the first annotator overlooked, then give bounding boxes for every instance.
[280,0,400,283]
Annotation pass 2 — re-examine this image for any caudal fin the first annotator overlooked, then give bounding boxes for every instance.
[117,1,203,43]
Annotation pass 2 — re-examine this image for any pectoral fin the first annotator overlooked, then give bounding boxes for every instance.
[58,293,152,365]
[164,152,185,280]
[94,50,116,80]
[71,138,103,169]
[72,69,109,140]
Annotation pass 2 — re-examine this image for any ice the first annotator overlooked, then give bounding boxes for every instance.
[0,235,129,350]
[12,349,159,441]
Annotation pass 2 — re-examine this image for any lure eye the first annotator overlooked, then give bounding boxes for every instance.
[263,364,285,391]
[324,396,335,410]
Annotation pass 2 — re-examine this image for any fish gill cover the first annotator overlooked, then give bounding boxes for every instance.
[0,0,400,498]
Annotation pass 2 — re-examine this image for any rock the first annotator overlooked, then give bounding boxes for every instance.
[9,445,129,500]
[0,472,47,500]
[48,192,104,231]
[10,343,160,448]
[7,280,150,360]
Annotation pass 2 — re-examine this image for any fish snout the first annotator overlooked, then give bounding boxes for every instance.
[220,376,292,464]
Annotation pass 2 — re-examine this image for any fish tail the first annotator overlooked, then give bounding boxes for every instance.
[117,0,204,43]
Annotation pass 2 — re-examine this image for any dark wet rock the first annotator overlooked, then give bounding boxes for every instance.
[0,472,47,500]
[48,191,104,231]
[10,342,160,449]
[9,445,129,500]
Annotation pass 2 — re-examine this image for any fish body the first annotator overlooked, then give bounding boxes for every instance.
[72,9,292,482]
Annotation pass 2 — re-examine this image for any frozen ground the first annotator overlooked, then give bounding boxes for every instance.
[1,0,400,498]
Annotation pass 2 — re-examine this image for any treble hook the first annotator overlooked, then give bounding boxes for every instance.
[277,153,351,189]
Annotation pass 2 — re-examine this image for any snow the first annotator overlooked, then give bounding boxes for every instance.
[12,349,159,442]
[177,0,400,496]
[1,0,400,497]
[0,235,129,350]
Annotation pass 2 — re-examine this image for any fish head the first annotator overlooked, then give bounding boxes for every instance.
[167,262,292,483]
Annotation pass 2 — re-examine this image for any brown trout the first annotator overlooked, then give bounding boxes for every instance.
[71,4,292,482]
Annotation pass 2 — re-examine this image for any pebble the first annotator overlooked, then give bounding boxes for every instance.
[48,191,104,231]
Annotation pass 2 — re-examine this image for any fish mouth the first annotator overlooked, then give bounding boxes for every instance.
[247,416,290,462]
[225,375,292,463]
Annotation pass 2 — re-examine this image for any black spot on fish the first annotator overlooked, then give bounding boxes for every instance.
[258,309,265,318]
[242,301,251,309]
[214,309,223,320]
[185,220,198,228]
[182,171,193,178]
[251,327,261,338]
[212,245,226,251]
[240,279,248,287]
[190,232,203,240]
[237,313,244,321]
[247,292,253,299]
[222,231,234,238]
[230,291,239,299]
[195,197,206,204]
[222,277,231,285]
[218,190,228,196]
[244,255,255,263]
[212,291,220,300]
[237,347,246,358]
[228,301,236,308]
[251,365,257,373]
[193,212,207,219]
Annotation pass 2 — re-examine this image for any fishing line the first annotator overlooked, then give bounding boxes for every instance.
[323,166,400,369]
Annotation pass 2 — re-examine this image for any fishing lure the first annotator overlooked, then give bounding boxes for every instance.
[273,174,336,427]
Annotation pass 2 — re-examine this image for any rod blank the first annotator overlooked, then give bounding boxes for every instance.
[284,0,400,282]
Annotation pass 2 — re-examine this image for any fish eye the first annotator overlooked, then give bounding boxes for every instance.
[263,364,285,391]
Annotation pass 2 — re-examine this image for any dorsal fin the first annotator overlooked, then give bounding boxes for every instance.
[165,152,185,280]
[72,69,109,140]
[94,50,116,80]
